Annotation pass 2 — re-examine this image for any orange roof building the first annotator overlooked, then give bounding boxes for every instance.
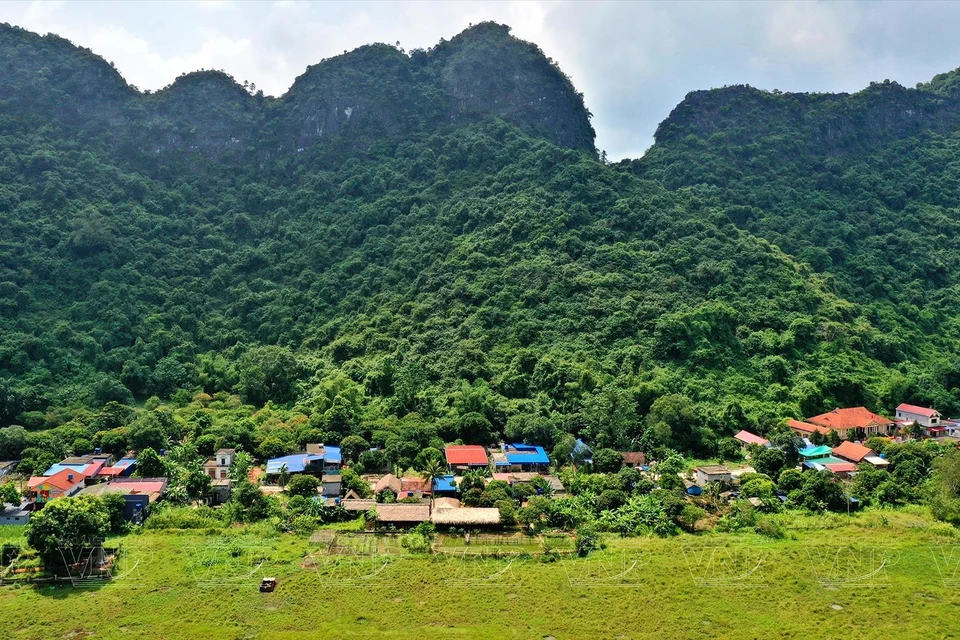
[832,441,874,463]
[807,407,894,439]
[787,419,832,437]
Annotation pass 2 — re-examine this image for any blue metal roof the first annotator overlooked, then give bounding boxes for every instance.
[115,458,137,468]
[504,445,550,465]
[323,446,342,464]
[43,463,90,476]
[433,475,457,492]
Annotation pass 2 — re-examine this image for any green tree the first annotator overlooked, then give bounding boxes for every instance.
[420,456,446,512]
[592,448,623,473]
[286,474,320,498]
[25,495,109,565]
[339,435,370,463]
[135,447,166,478]
[229,451,255,483]
[0,482,20,506]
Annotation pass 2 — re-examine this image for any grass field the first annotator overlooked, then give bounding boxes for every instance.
[2,508,960,639]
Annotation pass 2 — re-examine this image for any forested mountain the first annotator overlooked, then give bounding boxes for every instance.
[0,21,958,461]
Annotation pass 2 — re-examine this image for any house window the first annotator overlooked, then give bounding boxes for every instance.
[219,470,227,479]
[932,418,938,424]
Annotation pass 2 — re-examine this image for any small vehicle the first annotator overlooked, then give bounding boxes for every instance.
[259,577,277,592]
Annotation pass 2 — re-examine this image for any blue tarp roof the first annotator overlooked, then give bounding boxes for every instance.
[266,446,342,474]
[504,445,550,465]
[799,445,833,458]
[573,439,593,456]
[433,475,456,492]
[266,454,323,474]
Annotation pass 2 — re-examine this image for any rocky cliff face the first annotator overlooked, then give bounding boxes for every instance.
[0,22,596,162]
[651,80,960,154]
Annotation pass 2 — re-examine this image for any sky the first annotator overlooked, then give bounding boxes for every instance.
[3,0,960,160]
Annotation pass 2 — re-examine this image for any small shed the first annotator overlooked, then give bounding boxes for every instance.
[372,503,430,527]
[430,507,501,527]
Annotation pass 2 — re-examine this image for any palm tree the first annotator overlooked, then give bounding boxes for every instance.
[420,457,446,514]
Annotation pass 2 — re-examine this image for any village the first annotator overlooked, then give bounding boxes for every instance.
[2,402,957,538]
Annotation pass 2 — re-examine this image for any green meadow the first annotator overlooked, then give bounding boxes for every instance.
[2,508,960,639]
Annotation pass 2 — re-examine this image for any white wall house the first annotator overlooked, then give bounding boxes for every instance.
[895,403,941,427]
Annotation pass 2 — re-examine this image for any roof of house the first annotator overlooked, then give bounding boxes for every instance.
[28,468,87,491]
[808,407,893,430]
[896,403,940,418]
[432,497,461,510]
[803,456,848,468]
[341,499,376,512]
[833,441,874,463]
[374,474,402,494]
[696,465,731,475]
[733,430,769,446]
[490,451,509,467]
[787,419,832,435]
[372,503,430,523]
[215,448,237,455]
[43,461,104,477]
[799,445,834,458]
[824,462,858,474]
[430,507,501,526]
[80,478,168,498]
[620,452,646,465]
[863,455,890,467]
[265,453,324,474]
[400,477,429,494]
[573,439,593,457]
[445,445,489,466]
[433,475,457,492]
[504,444,550,465]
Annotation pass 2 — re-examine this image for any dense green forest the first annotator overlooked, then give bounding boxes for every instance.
[0,21,958,465]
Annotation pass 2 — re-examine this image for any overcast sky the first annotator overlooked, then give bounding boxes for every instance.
[3,0,960,159]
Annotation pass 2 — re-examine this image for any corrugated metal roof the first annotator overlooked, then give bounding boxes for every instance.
[445,445,489,466]
[504,444,549,465]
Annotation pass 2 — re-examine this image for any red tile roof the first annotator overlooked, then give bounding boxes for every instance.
[808,407,893,430]
[28,468,86,492]
[896,403,940,418]
[733,430,769,446]
[620,452,646,465]
[444,445,489,466]
[787,419,832,435]
[832,441,874,463]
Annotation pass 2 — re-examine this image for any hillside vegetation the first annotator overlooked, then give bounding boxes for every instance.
[0,22,958,461]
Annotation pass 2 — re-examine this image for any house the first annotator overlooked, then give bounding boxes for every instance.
[210,478,231,504]
[444,445,489,470]
[807,407,895,440]
[620,452,646,468]
[203,448,235,480]
[432,475,458,496]
[798,445,834,460]
[572,439,593,465]
[374,474,402,497]
[694,465,732,487]
[265,445,342,479]
[787,419,832,438]
[823,462,858,477]
[733,430,770,448]
[43,453,113,478]
[832,441,888,467]
[0,461,19,480]
[371,503,431,527]
[503,444,550,472]
[98,457,137,478]
[321,474,342,498]
[895,403,942,427]
[27,468,87,503]
[0,501,30,525]
[79,478,168,522]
